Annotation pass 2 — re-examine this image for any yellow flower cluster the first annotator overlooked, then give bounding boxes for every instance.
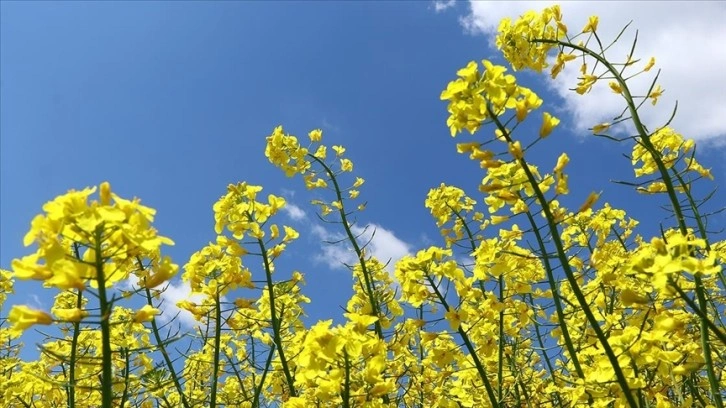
[12,182,176,291]
[425,183,484,247]
[289,319,394,405]
[632,127,712,183]
[440,60,544,136]
[266,126,365,215]
[495,6,566,72]
[265,125,311,177]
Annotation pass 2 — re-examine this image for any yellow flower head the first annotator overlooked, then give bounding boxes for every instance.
[133,305,160,323]
[582,15,599,33]
[308,128,323,142]
[9,305,53,333]
[539,112,560,138]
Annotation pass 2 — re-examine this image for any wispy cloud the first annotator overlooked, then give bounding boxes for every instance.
[310,222,412,273]
[433,0,457,13]
[457,1,726,142]
[282,203,307,222]
[280,188,297,198]
[321,118,341,133]
[28,294,44,309]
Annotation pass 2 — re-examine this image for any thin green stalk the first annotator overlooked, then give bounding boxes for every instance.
[528,298,556,378]
[142,284,191,408]
[66,290,83,408]
[535,38,687,233]
[209,293,222,408]
[309,155,385,339]
[458,205,506,401]
[252,343,276,408]
[524,212,585,379]
[425,274,500,408]
[449,206,506,401]
[487,107,638,407]
[498,274,504,402]
[68,243,84,408]
[257,238,297,397]
[94,228,114,408]
[119,348,130,408]
[342,350,351,408]
[694,274,724,408]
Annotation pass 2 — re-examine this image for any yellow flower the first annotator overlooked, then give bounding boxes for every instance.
[554,153,569,173]
[551,52,576,79]
[444,309,463,331]
[508,141,524,160]
[340,158,353,172]
[609,81,623,94]
[491,215,510,225]
[9,305,53,332]
[578,191,600,213]
[234,298,255,309]
[576,74,598,94]
[592,123,610,133]
[141,256,178,289]
[313,145,327,159]
[643,57,656,72]
[308,128,323,142]
[539,112,560,138]
[53,307,87,322]
[649,84,664,105]
[133,305,160,323]
[332,145,346,156]
[100,181,112,205]
[582,15,599,33]
[620,288,649,306]
[283,225,299,241]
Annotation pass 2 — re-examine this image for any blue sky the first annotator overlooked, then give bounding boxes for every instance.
[2,1,725,356]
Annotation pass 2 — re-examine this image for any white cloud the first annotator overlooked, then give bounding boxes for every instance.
[282,203,307,221]
[156,279,206,329]
[310,223,412,273]
[433,0,456,13]
[123,274,204,329]
[459,1,726,141]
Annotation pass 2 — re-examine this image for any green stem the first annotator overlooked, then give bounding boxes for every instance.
[252,343,276,408]
[536,38,687,234]
[68,243,84,408]
[450,206,506,400]
[487,107,638,407]
[66,290,82,408]
[94,228,114,408]
[425,274,500,408]
[309,154,385,339]
[524,211,585,379]
[257,238,297,397]
[209,293,222,408]
[693,274,724,408]
[342,350,351,408]
[498,274,504,402]
[142,284,191,408]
